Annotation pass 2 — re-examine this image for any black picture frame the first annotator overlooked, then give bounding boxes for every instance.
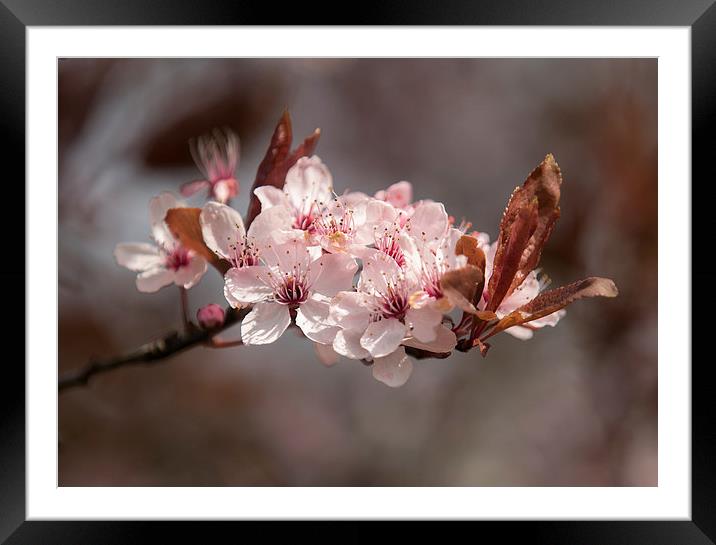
[3,1,710,542]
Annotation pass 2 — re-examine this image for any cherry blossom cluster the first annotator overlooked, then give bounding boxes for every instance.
[115,116,617,387]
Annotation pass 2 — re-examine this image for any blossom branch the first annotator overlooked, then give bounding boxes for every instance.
[58,307,250,393]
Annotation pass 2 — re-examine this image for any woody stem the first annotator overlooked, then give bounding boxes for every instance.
[179,287,190,331]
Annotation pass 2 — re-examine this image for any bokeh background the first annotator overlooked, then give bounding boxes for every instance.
[58,58,657,486]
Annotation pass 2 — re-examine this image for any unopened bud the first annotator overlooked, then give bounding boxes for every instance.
[197,304,225,329]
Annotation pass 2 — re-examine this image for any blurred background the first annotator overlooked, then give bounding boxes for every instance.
[58,58,657,486]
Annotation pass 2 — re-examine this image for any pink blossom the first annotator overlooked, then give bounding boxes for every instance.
[224,234,358,345]
[181,128,240,204]
[114,192,207,293]
[329,251,455,366]
[197,304,225,329]
[312,195,397,255]
[375,181,413,210]
[200,201,296,308]
[253,155,333,233]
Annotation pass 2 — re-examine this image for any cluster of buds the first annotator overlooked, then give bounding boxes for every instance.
[115,112,617,387]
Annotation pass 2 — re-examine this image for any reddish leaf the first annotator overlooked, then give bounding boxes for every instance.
[441,265,484,313]
[455,235,486,270]
[165,208,230,274]
[245,110,321,227]
[486,198,539,312]
[486,154,562,309]
[481,276,618,341]
[509,153,562,292]
[450,235,488,312]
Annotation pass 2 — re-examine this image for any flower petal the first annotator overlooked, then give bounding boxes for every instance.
[405,306,442,343]
[360,318,407,358]
[114,242,162,272]
[180,179,210,197]
[136,267,174,293]
[333,328,370,360]
[200,201,245,260]
[253,185,288,210]
[247,204,296,243]
[311,253,358,297]
[240,302,291,345]
[173,255,208,289]
[402,325,457,353]
[359,251,403,295]
[296,295,338,344]
[372,347,414,387]
[284,155,333,213]
[504,325,534,340]
[376,181,413,209]
[314,342,339,367]
[149,192,184,248]
[328,291,372,331]
[406,201,449,245]
[224,283,246,309]
[224,265,273,304]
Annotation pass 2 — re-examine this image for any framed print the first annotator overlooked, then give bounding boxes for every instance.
[3,1,711,542]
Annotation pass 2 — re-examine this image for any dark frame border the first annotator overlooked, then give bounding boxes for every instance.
[3,1,711,543]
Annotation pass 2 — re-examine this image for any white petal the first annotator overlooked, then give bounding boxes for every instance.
[284,155,333,213]
[224,283,246,309]
[497,271,540,316]
[352,199,400,245]
[135,267,174,293]
[382,181,413,208]
[359,251,403,295]
[360,318,407,358]
[149,192,183,248]
[180,179,210,197]
[333,328,370,360]
[403,325,457,353]
[247,204,296,242]
[240,302,291,345]
[405,306,442,343]
[406,201,449,244]
[311,253,358,297]
[529,308,566,329]
[504,325,534,340]
[314,342,339,367]
[114,242,162,272]
[296,295,337,344]
[372,347,414,387]
[224,265,273,303]
[173,255,208,289]
[200,201,245,260]
[328,291,371,331]
[253,186,288,210]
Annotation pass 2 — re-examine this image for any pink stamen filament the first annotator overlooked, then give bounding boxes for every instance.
[372,280,409,321]
[227,231,260,268]
[375,228,406,268]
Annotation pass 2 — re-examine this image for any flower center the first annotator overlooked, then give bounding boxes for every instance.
[227,234,260,268]
[271,270,311,306]
[375,227,406,268]
[314,200,355,246]
[376,281,409,320]
[165,246,191,271]
[292,200,321,233]
[421,266,443,299]
[260,248,317,307]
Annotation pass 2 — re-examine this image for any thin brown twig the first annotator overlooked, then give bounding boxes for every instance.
[58,307,251,393]
[179,286,190,332]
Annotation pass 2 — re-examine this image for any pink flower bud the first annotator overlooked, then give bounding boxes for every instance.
[197,304,225,329]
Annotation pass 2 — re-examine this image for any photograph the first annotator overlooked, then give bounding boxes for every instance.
[57,57,654,487]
